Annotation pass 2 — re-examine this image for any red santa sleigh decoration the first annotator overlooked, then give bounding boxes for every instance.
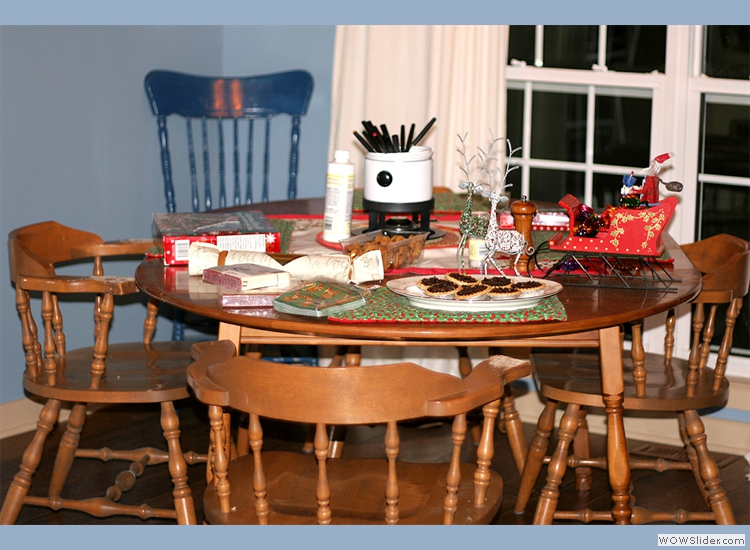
[534,154,684,290]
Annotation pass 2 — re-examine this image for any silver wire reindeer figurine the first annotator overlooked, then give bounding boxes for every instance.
[456,132,501,273]
[480,139,534,276]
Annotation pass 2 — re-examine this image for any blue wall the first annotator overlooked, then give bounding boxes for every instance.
[0,26,336,403]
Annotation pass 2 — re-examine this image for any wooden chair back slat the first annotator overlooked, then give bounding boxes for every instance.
[145,69,313,211]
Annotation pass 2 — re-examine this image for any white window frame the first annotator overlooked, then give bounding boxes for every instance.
[507,25,750,380]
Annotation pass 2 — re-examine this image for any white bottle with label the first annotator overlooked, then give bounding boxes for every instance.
[322,150,355,243]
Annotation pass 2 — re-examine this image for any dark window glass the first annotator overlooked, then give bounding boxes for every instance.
[695,185,750,353]
[543,26,599,70]
[704,26,750,80]
[592,173,625,210]
[701,101,750,178]
[531,91,587,162]
[698,98,750,354]
[505,172,523,200]
[698,183,750,242]
[606,26,667,73]
[508,26,536,65]
[529,168,584,204]
[506,89,524,147]
[594,95,652,167]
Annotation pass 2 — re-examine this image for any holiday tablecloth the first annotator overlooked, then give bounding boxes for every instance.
[328,286,567,324]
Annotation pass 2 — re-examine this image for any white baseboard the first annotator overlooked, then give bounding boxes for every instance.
[0,398,70,440]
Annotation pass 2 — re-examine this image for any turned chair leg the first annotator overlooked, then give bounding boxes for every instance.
[683,409,735,524]
[49,402,87,498]
[444,413,467,525]
[474,399,499,508]
[515,399,556,514]
[161,401,196,525]
[0,399,62,524]
[678,412,709,505]
[534,403,580,524]
[572,408,593,491]
[502,385,527,476]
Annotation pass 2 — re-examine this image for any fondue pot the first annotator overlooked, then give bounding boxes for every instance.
[362,146,434,232]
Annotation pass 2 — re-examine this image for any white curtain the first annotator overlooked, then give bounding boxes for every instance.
[328,25,509,193]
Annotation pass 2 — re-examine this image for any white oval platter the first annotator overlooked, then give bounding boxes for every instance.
[386,275,563,312]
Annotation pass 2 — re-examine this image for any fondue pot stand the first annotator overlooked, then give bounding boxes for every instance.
[363,146,434,232]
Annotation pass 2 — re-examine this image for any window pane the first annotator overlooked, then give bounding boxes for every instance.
[506,89,524,146]
[531,91,587,162]
[592,173,625,210]
[529,168,584,204]
[704,25,750,80]
[508,26,536,65]
[698,94,750,356]
[699,183,750,241]
[606,26,666,73]
[543,26,598,70]
[701,101,750,178]
[696,182,750,354]
[594,95,652,167]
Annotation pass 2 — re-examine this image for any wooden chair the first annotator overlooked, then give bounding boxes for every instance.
[144,69,314,211]
[515,233,750,524]
[0,221,204,525]
[144,69,316,357]
[188,339,531,525]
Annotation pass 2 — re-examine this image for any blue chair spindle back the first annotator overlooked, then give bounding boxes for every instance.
[145,69,314,212]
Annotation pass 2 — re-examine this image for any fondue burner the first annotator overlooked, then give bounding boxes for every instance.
[354,216,446,240]
[363,146,443,239]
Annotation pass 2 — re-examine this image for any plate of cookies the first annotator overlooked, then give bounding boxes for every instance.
[386,273,562,312]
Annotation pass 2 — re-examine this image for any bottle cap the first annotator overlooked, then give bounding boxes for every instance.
[334,150,350,163]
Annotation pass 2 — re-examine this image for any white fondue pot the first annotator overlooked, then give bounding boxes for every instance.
[363,146,434,211]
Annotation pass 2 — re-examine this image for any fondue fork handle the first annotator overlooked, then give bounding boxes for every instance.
[353,131,375,153]
[411,117,436,148]
[380,124,394,152]
[406,123,415,151]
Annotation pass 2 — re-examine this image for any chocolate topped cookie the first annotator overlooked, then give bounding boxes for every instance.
[482,276,513,288]
[445,272,479,286]
[487,285,521,300]
[514,280,545,296]
[454,284,490,300]
[417,276,444,290]
[424,280,459,297]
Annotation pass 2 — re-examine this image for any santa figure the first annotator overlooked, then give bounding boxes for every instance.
[632,152,672,206]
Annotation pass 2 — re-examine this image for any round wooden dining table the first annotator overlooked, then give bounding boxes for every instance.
[135,196,702,524]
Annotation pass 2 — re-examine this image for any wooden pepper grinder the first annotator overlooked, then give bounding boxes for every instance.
[511,196,537,273]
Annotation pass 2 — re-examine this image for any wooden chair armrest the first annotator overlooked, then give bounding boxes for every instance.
[70,238,158,259]
[424,355,531,416]
[18,274,140,295]
[187,340,238,406]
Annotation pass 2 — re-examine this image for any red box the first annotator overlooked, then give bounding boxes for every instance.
[153,211,280,265]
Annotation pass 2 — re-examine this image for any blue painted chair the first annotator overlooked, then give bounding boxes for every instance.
[144,69,314,210]
[144,69,316,353]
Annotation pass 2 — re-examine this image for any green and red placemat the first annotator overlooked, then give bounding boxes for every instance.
[328,286,567,324]
[268,218,296,254]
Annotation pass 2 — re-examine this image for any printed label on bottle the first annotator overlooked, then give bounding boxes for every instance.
[322,173,354,242]
[468,237,487,268]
